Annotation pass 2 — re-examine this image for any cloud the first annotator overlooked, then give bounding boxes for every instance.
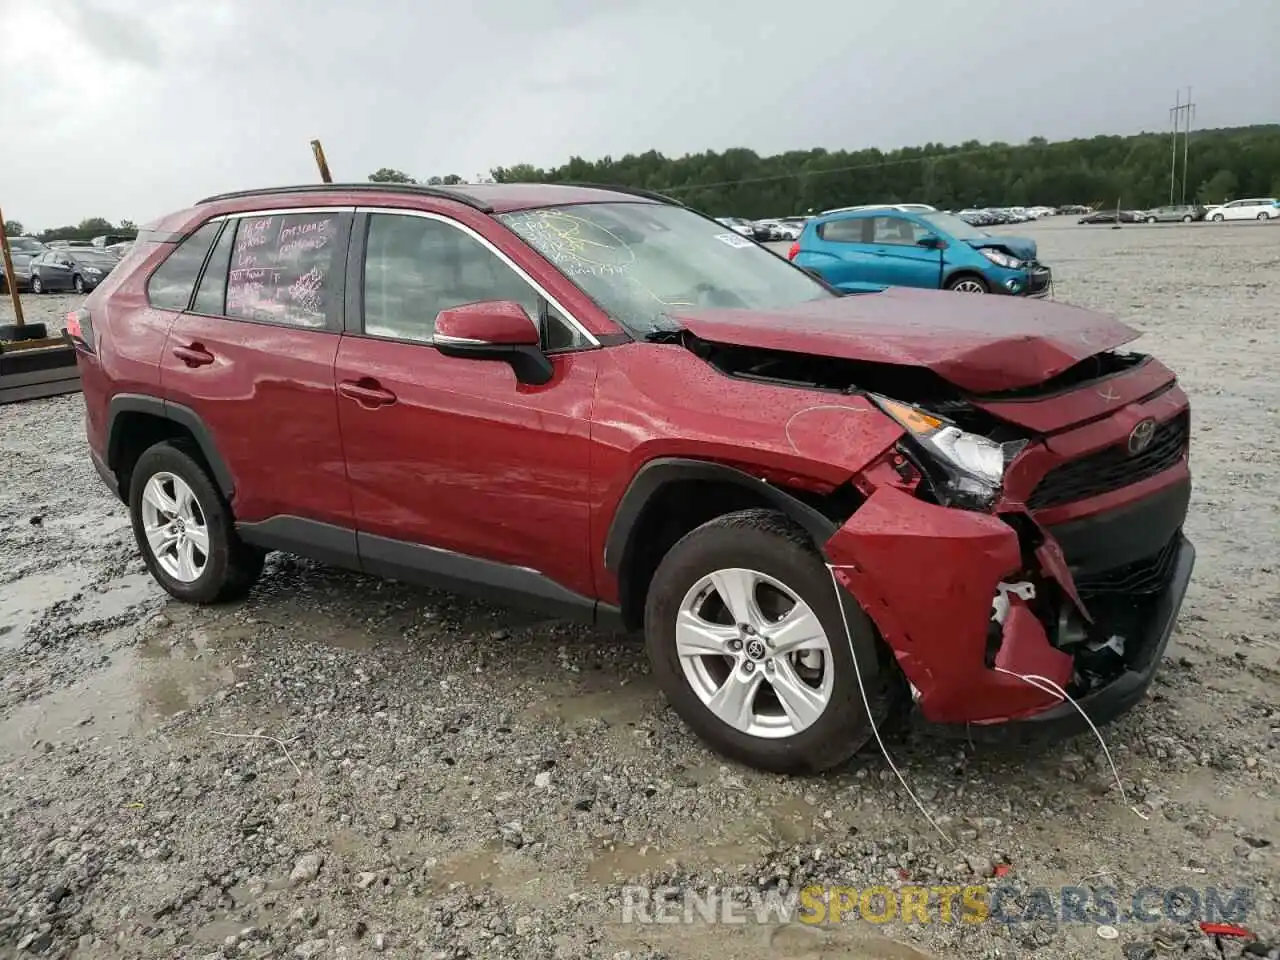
[2,0,1277,229]
[50,0,163,69]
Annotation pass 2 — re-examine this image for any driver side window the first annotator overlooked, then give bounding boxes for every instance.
[361,213,588,351]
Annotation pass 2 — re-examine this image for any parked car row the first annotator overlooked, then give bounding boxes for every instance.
[1077,198,1278,225]
[2,235,133,292]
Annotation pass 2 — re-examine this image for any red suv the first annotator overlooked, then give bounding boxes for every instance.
[70,182,1194,773]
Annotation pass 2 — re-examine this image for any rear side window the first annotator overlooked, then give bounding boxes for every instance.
[225,213,345,328]
[147,221,221,311]
[191,223,235,316]
[819,218,869,243]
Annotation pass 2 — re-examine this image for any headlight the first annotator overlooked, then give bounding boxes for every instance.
[870,395,1025,509]
[978,248,1023,269]
[85,267,102,275]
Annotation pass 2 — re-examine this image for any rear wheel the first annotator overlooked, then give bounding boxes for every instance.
[946,274,989,294]
[1258,212,1270,221]
[644,509,902,774]
[1211,213,1225,222]
[128,441,264,604]
[1182,215,1193,222]
[30,274,44,294]
[1145,216,1157,223]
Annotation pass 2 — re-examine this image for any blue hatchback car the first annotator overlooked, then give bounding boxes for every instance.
[788,208,1052,297]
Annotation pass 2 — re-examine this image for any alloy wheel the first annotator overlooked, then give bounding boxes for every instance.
[951,279,987,294]
[676,567,834,739]
[140,471,210,583]
[31,276,43,294]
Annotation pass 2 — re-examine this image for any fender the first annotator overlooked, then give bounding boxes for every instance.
[603,457,840,574]
[106,393,235,499]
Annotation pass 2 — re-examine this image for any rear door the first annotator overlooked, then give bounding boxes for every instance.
[157,208,355,538]
[800,217,886,292]
[869,215,943,288]
[333,207,600,600]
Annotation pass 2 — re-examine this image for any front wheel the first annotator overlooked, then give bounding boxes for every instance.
[73,275,86,294]
[644,509,902,774]
[1258,212,1271,221]
[946,274,989,294]
[30,275,44,294]
[1211,213,1225,222]
[1146,216,1157,223]
[128,441,264,604]
[1182,215,1194,222]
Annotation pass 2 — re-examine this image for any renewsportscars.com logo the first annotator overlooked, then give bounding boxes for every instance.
[620,884,1254,927]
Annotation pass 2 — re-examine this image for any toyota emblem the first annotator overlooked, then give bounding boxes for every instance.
[1127,418,1157,455]
[744,639,767,661]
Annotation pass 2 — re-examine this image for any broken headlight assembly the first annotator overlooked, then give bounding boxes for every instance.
[870,395,1026,509]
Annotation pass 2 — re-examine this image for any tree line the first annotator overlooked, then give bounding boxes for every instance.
[3,217,138,243]
[376,124,1280,218]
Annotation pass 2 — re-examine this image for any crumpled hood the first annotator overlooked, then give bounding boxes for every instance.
[965,234,1038,261]
[670,287,1140,394]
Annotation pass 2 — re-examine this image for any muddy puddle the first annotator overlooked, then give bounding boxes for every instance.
[0,625,243,752]
[0,564,87,650]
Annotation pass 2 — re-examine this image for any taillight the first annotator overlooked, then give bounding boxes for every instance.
[787,241,800,261]
[66,308,95,352]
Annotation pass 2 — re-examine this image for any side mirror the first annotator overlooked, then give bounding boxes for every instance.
[916,234,943,249]
[433,300,552,386]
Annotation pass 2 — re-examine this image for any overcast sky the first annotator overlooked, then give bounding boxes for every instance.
[2,0,1277,230]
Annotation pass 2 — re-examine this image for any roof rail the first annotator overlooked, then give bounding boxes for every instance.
[556,182,684,206]
[195,182,493,212]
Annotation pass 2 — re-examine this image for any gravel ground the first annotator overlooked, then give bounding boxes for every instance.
[1,219,1277,960]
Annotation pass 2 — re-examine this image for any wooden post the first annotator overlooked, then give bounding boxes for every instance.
[311,140,333,184]
[0,207,26,329]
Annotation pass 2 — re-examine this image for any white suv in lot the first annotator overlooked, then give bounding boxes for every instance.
[1204,198,1279,221]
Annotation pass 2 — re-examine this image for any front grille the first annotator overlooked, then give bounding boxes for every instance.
[1028,411,1189,510]
[1027,267,1051,293]
[1073,536,1179,596]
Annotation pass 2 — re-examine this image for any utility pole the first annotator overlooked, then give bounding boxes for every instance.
[1181,87,1195,205]
[1169,89,1196,205]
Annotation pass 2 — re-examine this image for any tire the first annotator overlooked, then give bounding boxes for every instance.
[1258,212,1270,221]
[1182,215,1193,222]
[73,275,86,294]
[0,322,48,341]
[128,441,264,604]
[1145,216,1156,224]
[1211,213,1224,222]
[946,273,989,294]
[643,508,903,774]
[30,274,44,294]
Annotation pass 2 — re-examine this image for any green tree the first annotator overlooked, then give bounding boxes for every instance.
[3,219,23,237]
[1197,169,1238,204]
[368,168,416,183]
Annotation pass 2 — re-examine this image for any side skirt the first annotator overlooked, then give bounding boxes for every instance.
[236,515,624,630]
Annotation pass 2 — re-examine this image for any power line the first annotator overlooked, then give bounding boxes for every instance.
[1169,87,1196,204]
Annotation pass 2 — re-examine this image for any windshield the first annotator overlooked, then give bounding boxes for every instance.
[920,212,990,240]
[499,203,832,335]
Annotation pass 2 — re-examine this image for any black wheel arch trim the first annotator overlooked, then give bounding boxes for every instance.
[603,457,840,575]
[106,393,235,499]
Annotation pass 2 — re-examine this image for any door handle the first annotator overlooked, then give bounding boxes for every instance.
[172,343,214,367]
[339,379,397,408]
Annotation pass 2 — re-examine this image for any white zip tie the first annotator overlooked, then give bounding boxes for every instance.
[991,667,1148,820]
[826,564,956,848]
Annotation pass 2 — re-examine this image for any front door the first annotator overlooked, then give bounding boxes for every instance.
[334,208,600,600]
[868,215,943,288]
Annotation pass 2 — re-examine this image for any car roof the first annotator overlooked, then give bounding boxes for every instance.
[194,181,677,215]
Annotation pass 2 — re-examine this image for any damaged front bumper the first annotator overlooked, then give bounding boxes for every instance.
[824,484,1195,736]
